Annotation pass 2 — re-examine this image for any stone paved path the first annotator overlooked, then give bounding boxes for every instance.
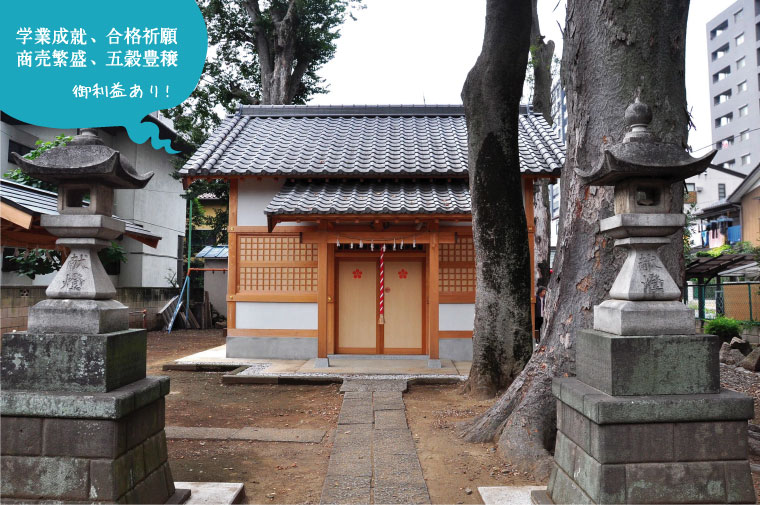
[320,379,431,505]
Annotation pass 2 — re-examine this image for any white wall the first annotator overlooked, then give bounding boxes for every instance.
[238,178,284,227]
[439,303,475,331]
[236,302,318,329]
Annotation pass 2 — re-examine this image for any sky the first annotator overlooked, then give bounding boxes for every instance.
[308,0,736,154]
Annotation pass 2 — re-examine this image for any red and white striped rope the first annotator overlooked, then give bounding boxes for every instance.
[379,244,385,316]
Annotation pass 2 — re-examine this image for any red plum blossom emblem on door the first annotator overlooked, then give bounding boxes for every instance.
[352,269,362,279]
[398,268,408,279]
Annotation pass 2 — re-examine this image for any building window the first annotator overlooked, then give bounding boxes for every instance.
[712,43,730,61]
[742,154,752,165]
[7,140,33,164]
[722,159,736,169]
[738,80,748,93]
[718,183,726,200]
[740,129,750,142]
[717,136,735,150]
[737,57,746,69]
[711,20,728,39]
[714,90,732,104]
[734,9,744,22]
[736,33,745,45]
[713,66,731,82]
[739,105,749,117]
[716,113,733,127]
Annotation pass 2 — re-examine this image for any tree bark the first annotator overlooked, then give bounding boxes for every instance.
[529,0,555,291]
[461,0,534,399]
[460,0,690,480]
[244,0,307,105]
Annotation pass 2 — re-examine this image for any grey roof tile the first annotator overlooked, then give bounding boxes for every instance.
[265,179,471,216]
[180,105,565,177]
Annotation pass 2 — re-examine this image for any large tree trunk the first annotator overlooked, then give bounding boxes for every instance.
[530,1,555,291]
[460,0,690,480]
[461,0,534,398]
[244,0,309,105]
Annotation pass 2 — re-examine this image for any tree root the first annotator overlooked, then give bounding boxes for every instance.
[458,372,527,443]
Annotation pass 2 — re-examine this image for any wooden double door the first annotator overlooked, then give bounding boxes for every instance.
[336,257,424,354]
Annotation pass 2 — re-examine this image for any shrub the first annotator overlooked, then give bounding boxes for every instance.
[704,316,743,343]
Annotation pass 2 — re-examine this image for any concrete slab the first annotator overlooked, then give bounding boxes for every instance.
[478,486,545,505]
[165,426,326,443]
[340,379,408,392]
[175,482,245,505]
[374,409,408,430]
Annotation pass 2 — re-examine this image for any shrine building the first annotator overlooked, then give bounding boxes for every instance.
[180,104,564,362]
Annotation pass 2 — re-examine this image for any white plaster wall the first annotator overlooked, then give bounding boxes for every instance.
[439,303,475,331]
[1,270,56,287]
[238,178,284,226]
[236,302,318,329]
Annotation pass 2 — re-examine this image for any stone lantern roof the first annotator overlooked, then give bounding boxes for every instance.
[10,129,153,189]
[577,100,716,185]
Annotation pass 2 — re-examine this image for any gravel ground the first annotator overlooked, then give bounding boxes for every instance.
[720,364,760,423]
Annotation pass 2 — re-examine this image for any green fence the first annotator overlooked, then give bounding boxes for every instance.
[685,282,760,323]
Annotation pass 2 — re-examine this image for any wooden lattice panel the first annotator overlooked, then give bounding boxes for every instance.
[236,234,318,293]
[439,237,476,294]
[439,237,475,263]
[439,267,476,293]
[239,266,318,293]
[239,235,317,263]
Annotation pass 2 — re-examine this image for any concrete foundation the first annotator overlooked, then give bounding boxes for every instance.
[0,377,182,503]
[576,329,720,396]
[226,335,318,360]
[439,338,473,361]
[547,378,756,504]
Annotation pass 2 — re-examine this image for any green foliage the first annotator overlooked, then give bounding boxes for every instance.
[3,134,73,192]
[4,249,62,280]
[98,242,128,266]
[704,316,743,343]
[25,134,73,160]
[696,241,760,258]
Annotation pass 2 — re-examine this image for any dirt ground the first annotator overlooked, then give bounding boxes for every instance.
[405,385,539,504]
[150,330,760,504]
[149,330,527,504]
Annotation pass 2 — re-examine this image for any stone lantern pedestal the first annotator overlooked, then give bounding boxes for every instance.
[0,130,188,503]
[534,103,756,504]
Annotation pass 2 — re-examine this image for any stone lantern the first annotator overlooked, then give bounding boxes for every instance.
[13,129,154,334]
[536,102,756,504]
[1,130,188,503]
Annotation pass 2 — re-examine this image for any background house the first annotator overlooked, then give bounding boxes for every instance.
[0,112,188,330]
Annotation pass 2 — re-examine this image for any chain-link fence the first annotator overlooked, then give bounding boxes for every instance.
[685,282,760,323]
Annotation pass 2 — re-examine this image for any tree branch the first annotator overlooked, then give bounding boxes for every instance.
[242,0,273,77]
[287,57,310,102]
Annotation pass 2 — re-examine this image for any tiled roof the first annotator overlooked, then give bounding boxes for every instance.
[196,245,228,259]
[265,179,471,216]
[180,105,564,177]
[0,179,160,244]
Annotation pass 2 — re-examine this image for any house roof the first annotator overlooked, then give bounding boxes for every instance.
[265,179,471,217]
[727,161,760,204]
[196,245,228,259]
[685,254,757,280]
[180,105,565,178]
[0,179,161,248]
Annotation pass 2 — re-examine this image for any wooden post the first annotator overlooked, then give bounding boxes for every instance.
[427,232,440,359]
[327,242,335,354]
[226,179,238,330]
[317,241,328,358]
